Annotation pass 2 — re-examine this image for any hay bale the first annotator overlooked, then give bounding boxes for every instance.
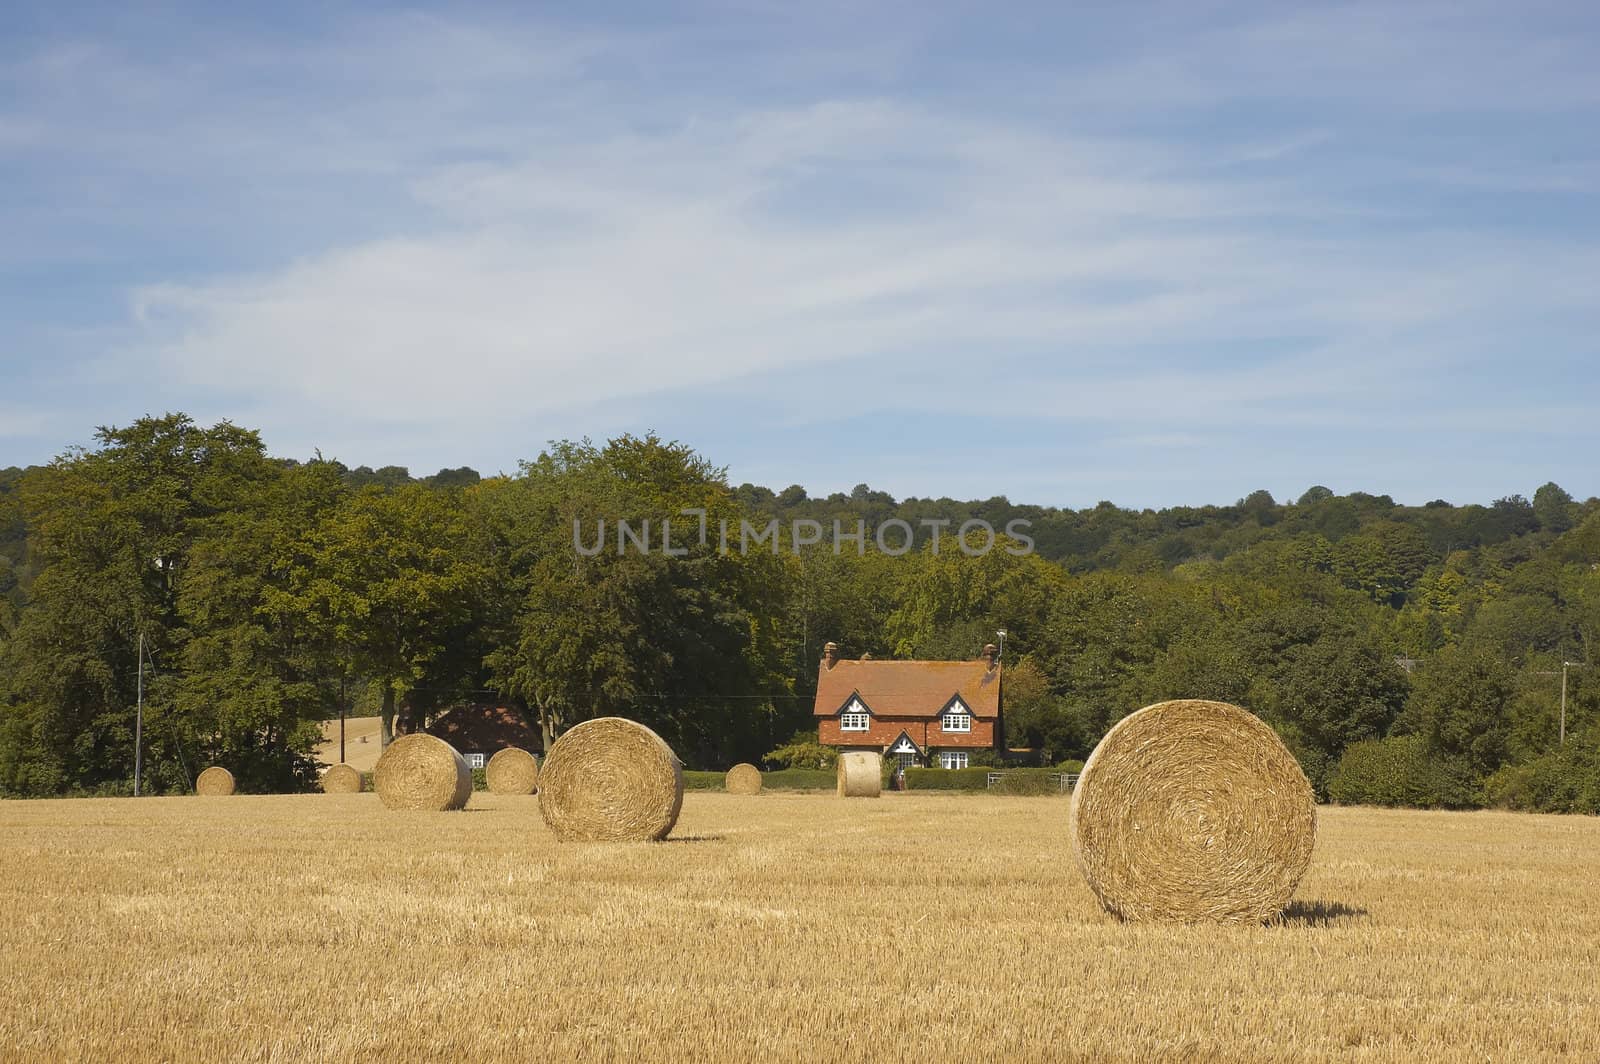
[836,751,882,798]
[538,717,683,842]
[486,747,540,795]
[373,734,472,811]
[1070,699,1317,924]
[322,763,362,794]
[724,762,762,795]
[194,766,235,796]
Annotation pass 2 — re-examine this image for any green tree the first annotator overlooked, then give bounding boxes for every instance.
[762,730,837,770]
[1397,645,1517,780]
[291,484,487,747]
[1264,637,1409,793]
[0,415,281,794]
[174,460,351,790]
[1533,482,1575,534]
[484,436,789,764]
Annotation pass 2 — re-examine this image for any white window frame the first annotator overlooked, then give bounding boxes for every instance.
[839,697,871,732]
[940,701,972,733]
[939,751,969,770]
[467,752,486,769]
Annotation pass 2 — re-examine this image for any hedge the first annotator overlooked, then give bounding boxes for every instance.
[1485,747,1600,814]
[683,768,836,791]
[765,768,835,790]
[1326,736,1480,809]
[357,767,491,792]
[903,766,1071,795]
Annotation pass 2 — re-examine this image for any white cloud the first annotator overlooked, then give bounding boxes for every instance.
[125,86,1595,461]
[5,4,1598,496]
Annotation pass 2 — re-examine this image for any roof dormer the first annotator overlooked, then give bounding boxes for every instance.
[837,693,873,732]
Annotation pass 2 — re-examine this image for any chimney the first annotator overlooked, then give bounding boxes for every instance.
[822,642,840,670]
[982,643,1000,669]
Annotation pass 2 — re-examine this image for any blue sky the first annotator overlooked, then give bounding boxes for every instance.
[2,1,1597,507]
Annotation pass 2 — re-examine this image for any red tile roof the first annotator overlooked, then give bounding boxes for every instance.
[424,703,541,754]
[813,658,1000,719]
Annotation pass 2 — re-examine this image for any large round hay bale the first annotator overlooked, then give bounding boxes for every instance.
[373,734,472,811]
[725,762,762,795]
[1070,699,1316,924]
[322,763,362,794]
[195,766,235,796]
[486,747,540,795]
[836,751,882,798]
[538,717,683,842]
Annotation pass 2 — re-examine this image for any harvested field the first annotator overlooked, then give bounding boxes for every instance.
[1,796,1598,1061]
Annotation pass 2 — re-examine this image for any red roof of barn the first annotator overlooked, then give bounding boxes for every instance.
[423,704,541,753]
[812,658,1000,719]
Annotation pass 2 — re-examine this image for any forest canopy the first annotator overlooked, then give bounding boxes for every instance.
[3,414,1599,810]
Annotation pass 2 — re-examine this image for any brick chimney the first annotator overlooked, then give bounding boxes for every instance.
[982,643,1000,669]
[822,641,840,670]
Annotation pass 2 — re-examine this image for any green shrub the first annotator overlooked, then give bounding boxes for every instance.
[682,768,835,791]
[762,768,834,790]
[904,766,990,790]
[762,731,837,771]
[1055,759,1085,774]
[903,766,1070,795]
[1485,747,1600,814]
[1327,736,1481,809]
[357,768,492,794]
[988,768,1072,795]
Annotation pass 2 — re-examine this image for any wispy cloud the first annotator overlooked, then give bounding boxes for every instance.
[2,2,1597,503]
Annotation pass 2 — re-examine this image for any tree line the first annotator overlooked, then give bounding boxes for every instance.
[2,414,1598,810]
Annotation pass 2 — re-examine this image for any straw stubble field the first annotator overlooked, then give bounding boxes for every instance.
[2,794,1599,1062]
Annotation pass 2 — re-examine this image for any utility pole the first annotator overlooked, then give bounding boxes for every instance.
[1560,661,1589,746]
[1536,661,1590,746]
[339,675,348,764]
[134,632,144,797]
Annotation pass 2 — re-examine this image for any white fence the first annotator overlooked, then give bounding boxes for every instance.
[986,771,1079,792]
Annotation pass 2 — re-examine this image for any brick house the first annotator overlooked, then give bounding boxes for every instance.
[813,642,1002,770]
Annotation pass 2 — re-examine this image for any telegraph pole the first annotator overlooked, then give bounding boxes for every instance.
[1536,661,1590,746]
[134,632,144,797]
[339,675,347,764]
[1560,661,1589,746]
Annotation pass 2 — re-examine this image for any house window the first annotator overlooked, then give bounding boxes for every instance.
[467,753,486,769]
[840,697,870,732]
[895,752,918,770]
[941,701,972,732]
[939,751,969,770]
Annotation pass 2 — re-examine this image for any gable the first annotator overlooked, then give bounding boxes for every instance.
[886,730,923,756]
[834,693,873,717]
[938,693,971,718]
[813,658,1000,719]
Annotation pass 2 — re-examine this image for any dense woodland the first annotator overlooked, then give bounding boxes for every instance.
[4,414,1600,812]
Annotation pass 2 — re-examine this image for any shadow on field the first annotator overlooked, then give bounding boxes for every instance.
[663,834,726,843]
[1277,900,1369,927]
